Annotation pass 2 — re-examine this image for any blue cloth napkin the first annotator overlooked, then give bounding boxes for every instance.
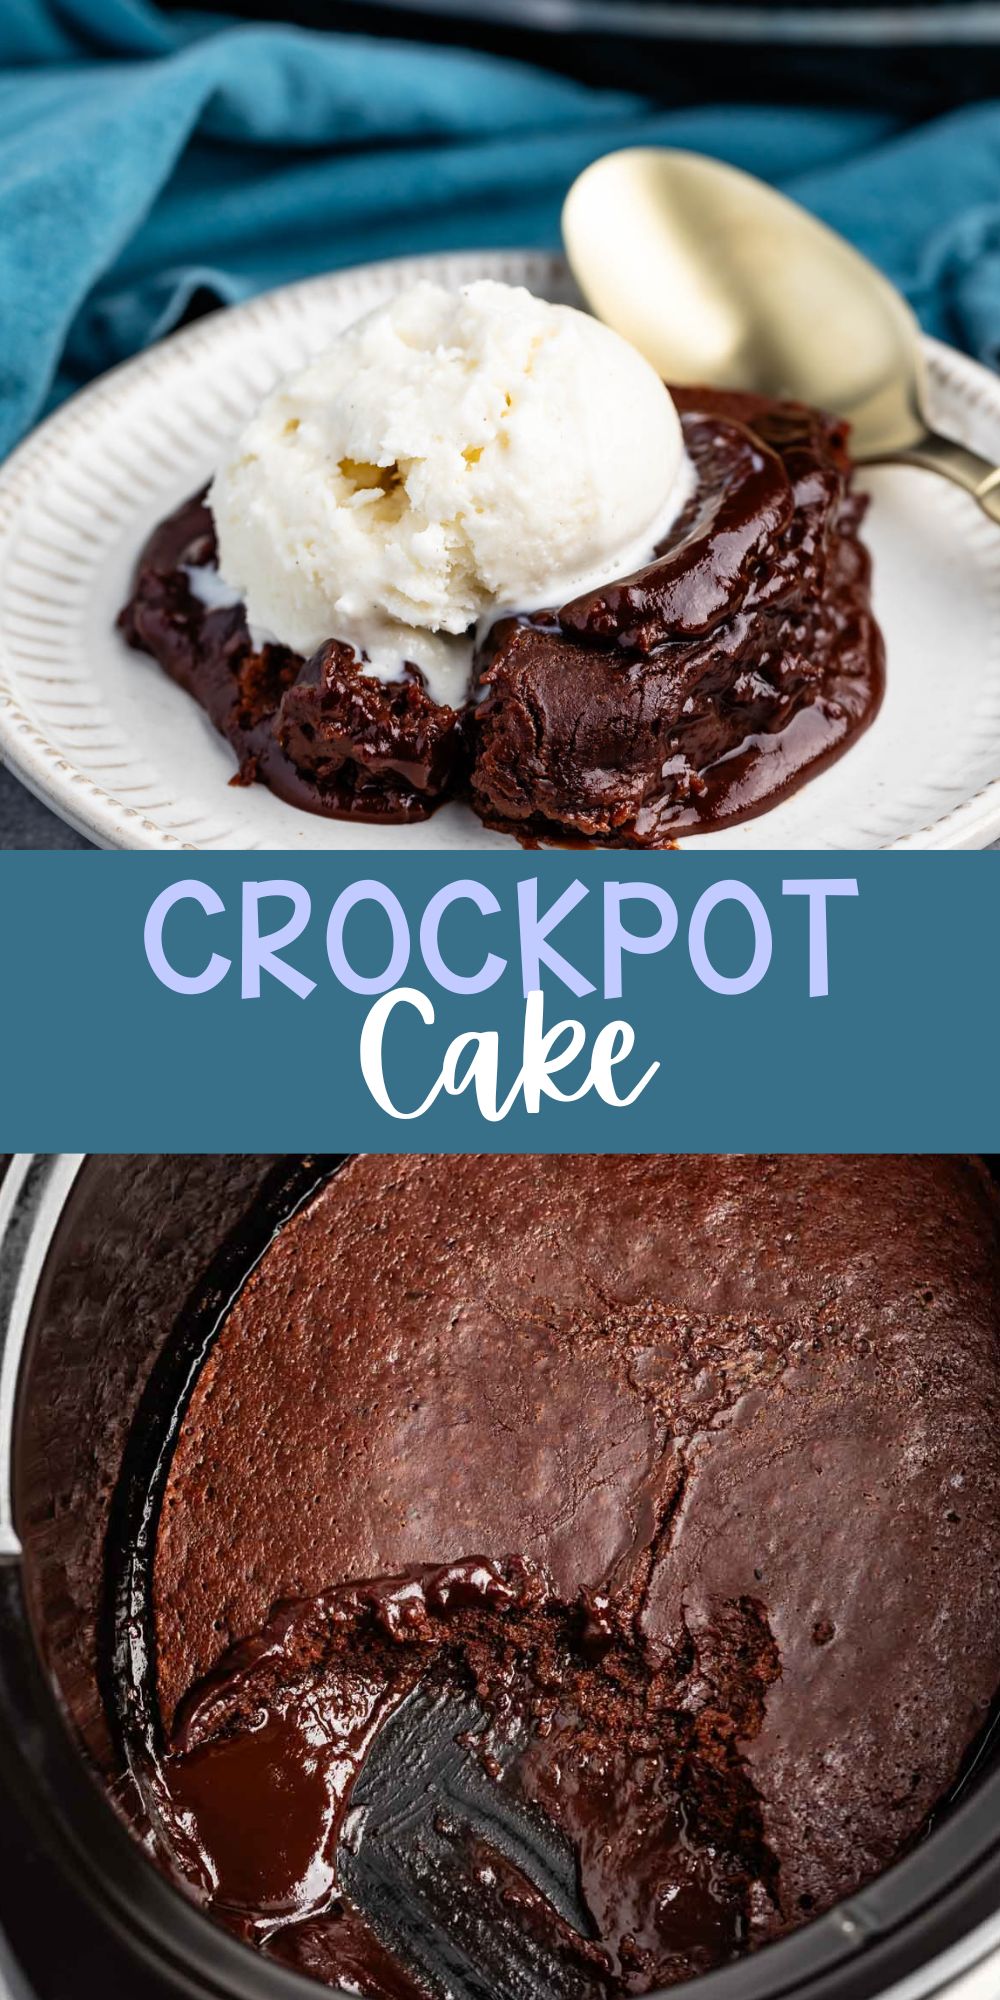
[3,0,1000,460]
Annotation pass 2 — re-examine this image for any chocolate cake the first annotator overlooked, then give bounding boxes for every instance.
[118,389,884,843]
[133,1155,1000,1999]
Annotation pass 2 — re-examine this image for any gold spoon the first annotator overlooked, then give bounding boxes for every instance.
[563,147,1000,524]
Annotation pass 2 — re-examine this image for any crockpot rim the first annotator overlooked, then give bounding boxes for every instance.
[3,1152,1000,2000]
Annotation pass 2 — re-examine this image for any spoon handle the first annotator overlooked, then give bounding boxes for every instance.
[888,430,1000,525]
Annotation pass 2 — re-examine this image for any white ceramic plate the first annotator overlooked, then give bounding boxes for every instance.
[1,248,999,851]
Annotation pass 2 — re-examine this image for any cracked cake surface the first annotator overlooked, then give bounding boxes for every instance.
[137,1155,1000,1998]
[118,387,884,844]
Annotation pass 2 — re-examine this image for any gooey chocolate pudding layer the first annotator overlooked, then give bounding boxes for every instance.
[118,388,884,843]
[127,1156,1000,2000]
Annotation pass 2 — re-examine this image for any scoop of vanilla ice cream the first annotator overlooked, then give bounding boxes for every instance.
[210,280,690,664]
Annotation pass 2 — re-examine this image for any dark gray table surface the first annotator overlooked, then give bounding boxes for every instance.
[0,764,92,849]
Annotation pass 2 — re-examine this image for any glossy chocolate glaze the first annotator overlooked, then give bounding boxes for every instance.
[148,1557,773,1996]
[118,389,884,845]
[123,1156,1000,2000]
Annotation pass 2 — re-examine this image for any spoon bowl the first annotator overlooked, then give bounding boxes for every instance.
[563,148,1000,520]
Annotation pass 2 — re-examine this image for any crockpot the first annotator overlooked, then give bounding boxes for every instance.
[2,1153,1000,2000]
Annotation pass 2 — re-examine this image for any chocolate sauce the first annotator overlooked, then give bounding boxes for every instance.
[560,413,795,646]
[118,388,884,845]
